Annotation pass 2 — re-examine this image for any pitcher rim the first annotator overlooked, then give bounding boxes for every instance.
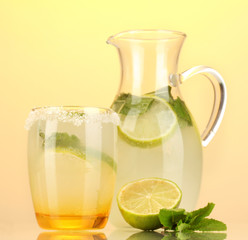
[107,29,186,43]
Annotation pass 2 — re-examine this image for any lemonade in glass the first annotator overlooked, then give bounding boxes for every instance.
[25,106,119,230]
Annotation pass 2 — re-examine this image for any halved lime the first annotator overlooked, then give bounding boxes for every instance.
[118,95,177,148]
[117,178,182,230]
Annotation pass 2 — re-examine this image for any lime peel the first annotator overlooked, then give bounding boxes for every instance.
[117,178,182,230]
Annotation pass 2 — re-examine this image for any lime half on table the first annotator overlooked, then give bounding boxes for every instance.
[117,178,182,230]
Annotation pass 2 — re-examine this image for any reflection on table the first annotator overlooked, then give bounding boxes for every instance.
[37,229,227,240]
[109,229,227,240]
[37,231,107,240]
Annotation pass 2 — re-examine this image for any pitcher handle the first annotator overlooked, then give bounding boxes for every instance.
[179,66,227,147]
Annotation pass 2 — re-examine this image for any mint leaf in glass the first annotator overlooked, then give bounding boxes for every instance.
[39,131,85,158]
[44,132,81,149]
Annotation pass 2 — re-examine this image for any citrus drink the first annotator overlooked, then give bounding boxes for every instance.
[110,88,202,226]
[26,107,119,230]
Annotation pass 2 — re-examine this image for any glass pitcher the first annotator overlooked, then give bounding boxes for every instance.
[107,30,227,227]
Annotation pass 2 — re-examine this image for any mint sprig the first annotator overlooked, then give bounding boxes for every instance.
[159,203,227,232]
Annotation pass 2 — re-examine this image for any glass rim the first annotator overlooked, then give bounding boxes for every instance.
[31,105,115,113]
[107,29,187,43]
[25,106,120,130]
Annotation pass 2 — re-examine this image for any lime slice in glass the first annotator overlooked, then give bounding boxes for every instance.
[117,178,182,230]
[118,96,177,148]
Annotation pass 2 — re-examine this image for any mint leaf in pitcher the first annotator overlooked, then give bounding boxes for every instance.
[112,93,154,115]
[169,97,192,127]
[155,86,193,127]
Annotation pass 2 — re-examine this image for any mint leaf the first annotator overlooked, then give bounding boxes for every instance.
[169,97,192,127]
[190,218,227,232]
[39,131,85,158]
[159,208,186,230]
[112,93,154,115]
[43,132,82,150]
[154,86,192,127]
[186,203,215,225]
[176,221,191,232]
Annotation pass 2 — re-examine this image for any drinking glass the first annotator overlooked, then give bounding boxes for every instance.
[25,106,119,230]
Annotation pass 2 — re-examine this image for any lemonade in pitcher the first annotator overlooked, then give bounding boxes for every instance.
[107,30,226,226]
[110,88,202,226]
[26,107,119,229]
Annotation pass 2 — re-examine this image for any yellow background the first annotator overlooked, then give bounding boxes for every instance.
[0,0,247,226]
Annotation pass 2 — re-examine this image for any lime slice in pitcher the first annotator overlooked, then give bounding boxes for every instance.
[118,95,177,147]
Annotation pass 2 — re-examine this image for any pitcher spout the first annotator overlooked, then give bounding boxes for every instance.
[107,29,186,95]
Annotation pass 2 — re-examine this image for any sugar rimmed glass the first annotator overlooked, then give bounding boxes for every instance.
[25,106,119,230]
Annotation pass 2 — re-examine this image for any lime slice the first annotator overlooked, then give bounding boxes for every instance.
[118,95,177,148]
[53,146,116,172]
[117,178,182,230]
[39,130,116,171]
[44,148,95,176]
